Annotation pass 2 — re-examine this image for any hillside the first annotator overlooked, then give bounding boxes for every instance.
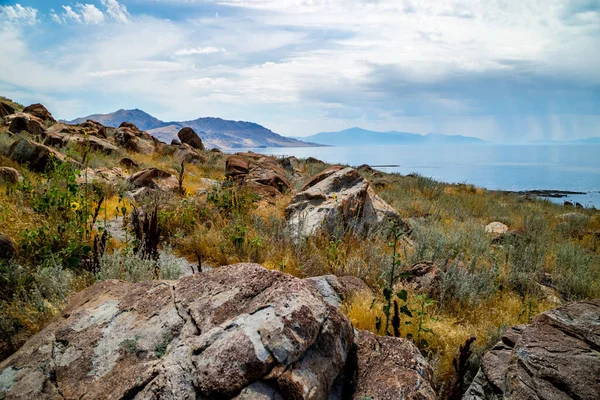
[67,109,316,149]
[299,127,487,146]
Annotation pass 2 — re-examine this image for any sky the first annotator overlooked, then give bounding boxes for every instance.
[0,0,599,141]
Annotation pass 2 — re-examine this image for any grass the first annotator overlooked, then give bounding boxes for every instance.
[1,124,599,395]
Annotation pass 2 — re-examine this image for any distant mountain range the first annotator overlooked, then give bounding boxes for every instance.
[296,127,487,146]
[530,137,600,145]
[66,109,317,149]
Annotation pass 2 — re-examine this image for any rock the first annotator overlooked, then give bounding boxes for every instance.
[118,157,139,170]
[171,139,181,145]
[306,157,325,164]
[0,167,23,184]
[128,186,157,202]
[401,261,441,298]
[78,120,107,138]
[0,263,355,400]
[557,212,589,224]
[286,167,407,238]
[22,103,56,122]
[8,114,45,136]
[92,167,127,185]
[115,122,157,154]
[67,134,119,155]
[564,201,574,207]
[576,202,584,209]
[226,155,250,177]
[9,139,77,172]
[463,300,600,400]
[173,143,207,164]
[0,102,15,119]
[0,234,17,261]
[338,276,373,299]
[301,165,343,191]
[127,168,179,192]
[226,154,291,199]
[353,330,436,400]
[356,164,376,174]
[210,147,222,153]
[306,275,373,310]
[484,222,509,235]
[177,127,205,150]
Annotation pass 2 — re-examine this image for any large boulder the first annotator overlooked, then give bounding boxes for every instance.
[172,143,207,164]
[8,114,45,136]
[353,330,436,400]
[286,167,407,237]
[22,103,56,122]
[9,139,78,172]
[400,261,442,298]
[115,122,157,154]
[177,127,205,150]
[306,275,373,309]
[301,165,343,191]
[226,153,291,200]
[463,299,600,400]
[127,167,179,192]
[0,264,356,399]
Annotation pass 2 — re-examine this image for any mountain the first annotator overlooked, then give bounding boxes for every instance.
[66,109,317,149]
[298,127,487,146]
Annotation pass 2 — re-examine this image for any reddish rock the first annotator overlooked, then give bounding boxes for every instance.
[22,103,56,122]
[353,330,436,400]
[177,127,205,150]
[127,167,178,191]
[8,114,45,136]
[0,167,22,184]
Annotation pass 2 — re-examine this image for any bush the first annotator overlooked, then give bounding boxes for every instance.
[554,242,600,300]
[96,247,185,282]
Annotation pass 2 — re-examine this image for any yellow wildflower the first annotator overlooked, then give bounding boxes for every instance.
[70,201,80,211]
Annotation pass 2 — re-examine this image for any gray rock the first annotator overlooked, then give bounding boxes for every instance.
[463,300,600,400]
[0,167,22,184]
[286,167,407,238]
[0,264,356,400]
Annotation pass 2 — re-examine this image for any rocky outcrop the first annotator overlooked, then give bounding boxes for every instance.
[127,168,179,192]
[286,167,407,238]
[353,330,436,400]
[8,114,45,136]
[115,122,157,154]
[172,143,207,164]
[301,165,343,191]
[0,264,356,399]
[22,103,56,122]
[0,167,22,184]
[0,234,17,261]
[9,139,78,172]
[463,300,600,400]
[177,127,205,150]
[226,153,291,199]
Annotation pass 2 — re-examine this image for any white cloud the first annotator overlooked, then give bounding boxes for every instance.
[101,0,130,23]
[78,4,105,24]
[175,46,226,56]
[62,6,82,23]
[0,4,38,25]
[1,0,599,140]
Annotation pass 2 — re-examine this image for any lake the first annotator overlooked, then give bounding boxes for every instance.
[229,144,600,208]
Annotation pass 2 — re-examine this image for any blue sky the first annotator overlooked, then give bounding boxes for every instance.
[0,0,599,141]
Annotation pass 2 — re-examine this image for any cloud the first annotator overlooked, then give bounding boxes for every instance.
[101,0,130,23]
[78,4,105,24]
[1,0,599,140]
[0,4,38,25]
[175,46,226,56]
